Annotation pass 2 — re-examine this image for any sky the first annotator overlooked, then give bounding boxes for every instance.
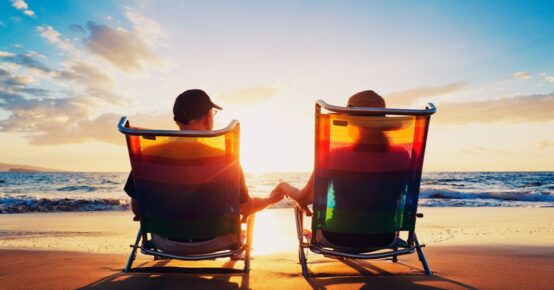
[1,0,554,172]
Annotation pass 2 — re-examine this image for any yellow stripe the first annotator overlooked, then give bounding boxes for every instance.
[139,135,228,159]
[328,114,416,145]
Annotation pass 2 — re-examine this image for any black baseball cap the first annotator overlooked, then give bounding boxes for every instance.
[173,89,222,124]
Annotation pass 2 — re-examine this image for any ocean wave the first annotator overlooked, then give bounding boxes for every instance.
[420,188,554,202]
[0,196,129,214]
[419,198,553,207]
[56,185,97,192]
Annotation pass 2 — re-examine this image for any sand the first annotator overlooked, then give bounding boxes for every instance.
[1,207,554,289]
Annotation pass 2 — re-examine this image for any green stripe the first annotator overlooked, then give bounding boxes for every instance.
[314,208,415,234]
[142,215,240,239]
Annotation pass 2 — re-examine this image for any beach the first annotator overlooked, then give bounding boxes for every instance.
[1,207,553,289]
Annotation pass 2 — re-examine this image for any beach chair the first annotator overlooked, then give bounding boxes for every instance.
[118,117,254,273]
[295,100,436,277]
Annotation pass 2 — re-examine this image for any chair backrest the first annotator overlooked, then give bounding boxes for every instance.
[312,100,435,235]
[119,117,241,240]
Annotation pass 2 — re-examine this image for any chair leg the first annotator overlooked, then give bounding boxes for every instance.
[413,232,432,276]
[392,231,399,262]
[294,206,304,243]
[244,214,255,273]
[244,248,251,273]
[299,246,309,278]
[123,227,142,273]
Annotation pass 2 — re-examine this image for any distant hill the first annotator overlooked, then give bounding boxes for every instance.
[0,162,62,172]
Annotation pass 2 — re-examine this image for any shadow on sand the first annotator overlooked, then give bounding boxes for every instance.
[302,258,477,290]
[78,260,249,290]
[78,255,476,290]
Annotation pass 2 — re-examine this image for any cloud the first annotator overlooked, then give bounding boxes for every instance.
[219,84,279,104]
[0,92,117,145]
[0,12,169,146]
[435,92,554,124]
[0,89,166,145]
[0,58,130,145]
[384,81,468,106]
[545,76,554,83]
[0,51,16,57]
[37,26,75,53]
[0,68,50,96]
[11,0,27,9]
[512,71,531,80]
[11,0,35,18]
[125,10,167,48]
[460,145,512,155]
[23,10,35,17]
[54,60,126,105]
[83,21,157,72]
[69,24,86,34]
[538,140,554,149]
[0,53,51,72]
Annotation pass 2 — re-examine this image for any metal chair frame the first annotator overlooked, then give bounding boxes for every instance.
[118,116,254,273]
[294,100,436,277]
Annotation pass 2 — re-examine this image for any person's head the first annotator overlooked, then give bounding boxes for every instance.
[346,90,389,147]
[173,89,222,130]
[347,90,386,109]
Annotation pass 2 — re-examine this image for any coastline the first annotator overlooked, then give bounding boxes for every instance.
[1,208,553,289]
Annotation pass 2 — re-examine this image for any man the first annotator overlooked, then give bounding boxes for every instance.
[280,90,410,250]
[124,89,285,254]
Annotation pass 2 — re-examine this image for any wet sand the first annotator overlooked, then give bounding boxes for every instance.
[0,208,553,289]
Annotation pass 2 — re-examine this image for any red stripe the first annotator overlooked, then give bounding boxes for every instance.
[327,141,413,155]
[131,160,241,184]
[320,147,412,172]
[132,154,236,166]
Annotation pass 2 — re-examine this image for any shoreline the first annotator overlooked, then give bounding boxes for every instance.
[1,208,553,253]
[1,208,553,289]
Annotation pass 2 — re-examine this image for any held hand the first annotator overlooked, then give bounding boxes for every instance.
[276,182,300,199]
[269,189,285,203]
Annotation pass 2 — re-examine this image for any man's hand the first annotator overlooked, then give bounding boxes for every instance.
[269,188,285,203]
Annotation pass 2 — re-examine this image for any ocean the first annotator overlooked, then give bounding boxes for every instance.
[0,172,553,213]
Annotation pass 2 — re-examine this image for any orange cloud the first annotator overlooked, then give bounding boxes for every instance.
[219,84,279,104]
[512,71,531,80]
[384,81,467,106]
[435,92,554,124]
[83,21,157,72]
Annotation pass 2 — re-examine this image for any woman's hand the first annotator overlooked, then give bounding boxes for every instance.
[269,188,285,203]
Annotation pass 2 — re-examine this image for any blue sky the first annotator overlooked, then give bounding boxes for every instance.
[1,0,554,171]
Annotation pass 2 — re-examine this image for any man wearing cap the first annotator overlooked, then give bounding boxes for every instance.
[124,89,285,254]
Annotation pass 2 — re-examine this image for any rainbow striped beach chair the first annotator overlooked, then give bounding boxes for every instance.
[295,100,436,277]
[118,117,253,273]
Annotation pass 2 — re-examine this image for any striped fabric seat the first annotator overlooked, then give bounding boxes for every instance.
[126,128,241,240]
[119,118,253,273]
[313,113,430,236]
[295,100,435,277]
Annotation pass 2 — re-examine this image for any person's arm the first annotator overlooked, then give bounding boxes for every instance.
[240,186,285,221]
[124,172,140,221]
[278,174,314,215]
[281,174,314,206]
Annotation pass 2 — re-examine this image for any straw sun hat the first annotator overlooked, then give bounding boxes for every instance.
[342,90,409,131]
